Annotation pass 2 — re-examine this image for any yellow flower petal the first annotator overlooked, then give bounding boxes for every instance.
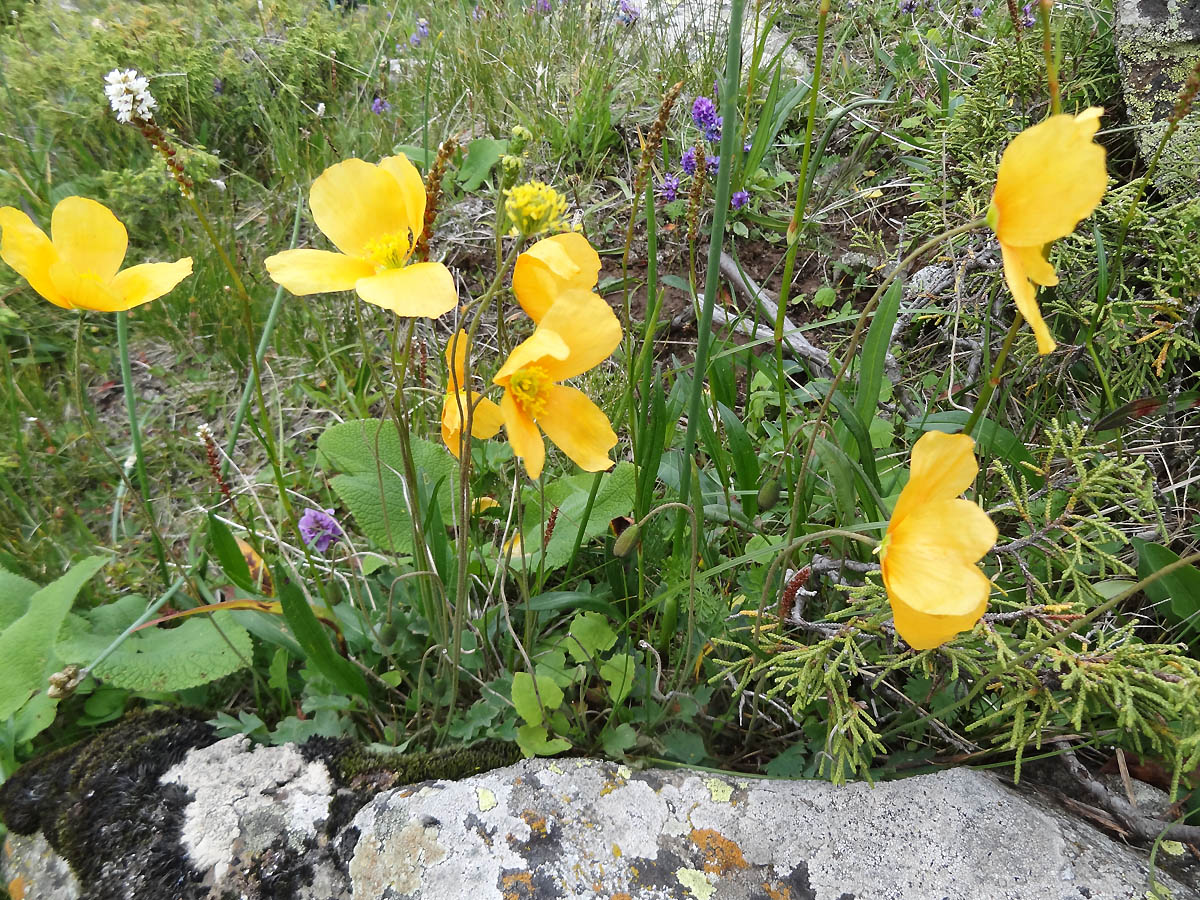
[538,384,618,473]
[1000,243,1057,355]
[47,260,122,311]
[991,108,1106,248]
[264,249,374,295]
[890,588,988,651]
[532,289,622,382]
[446,329,469,388]
[511,232,602,322]
[501,390,546,479]
[0,206,63,307]
[493,328,571,386]
[309,158,413,258]
[109,259,194,309]
[378,154,427,243]
[889,431,979,528]
[882,497,996,617]
[355,261,457,317]
[442,390,504,458]
[51,197,127,284]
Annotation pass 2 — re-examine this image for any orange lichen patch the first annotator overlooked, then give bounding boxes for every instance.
[610,893,633,900]
[520,809,549,836]
[501,871,535,900]
[762,882,793,900]
[8,876,27,900]
[689,829,749,875]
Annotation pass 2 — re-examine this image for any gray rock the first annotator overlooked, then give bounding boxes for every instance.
[1115,0,1200,193]
[344,758,1196,900]
[5,746,1197,899]
[3,832,80,900]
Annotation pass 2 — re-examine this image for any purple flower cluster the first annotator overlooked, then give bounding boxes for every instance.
[970,5,983,15]
[534,0,552,13]
[299,508,344,553]
[658,173,680,202]
[1020,1,1034,25]
[661,92,754,211]
[899,0,917,13]
[409,16,430,46]
[617,0,640,24]
[692,96,722,141]
[371,96,391,115]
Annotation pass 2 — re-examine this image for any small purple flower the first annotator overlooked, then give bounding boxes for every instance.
[371,96,391,115]
[706,154,719,174]
[415,16,430,38]
[899,0,916,13]
[743,142,752,153]
[1020,1,1034,25]
[970,5,983,15]
[731,190,749,210]
[535,0,552,13]
[658,173,680,202]
[473,4,484,19]
[681,146,697,175]
[617,0,640,23]
[299,508,344,553]
[692,96,718,129]
[704,117,723,142]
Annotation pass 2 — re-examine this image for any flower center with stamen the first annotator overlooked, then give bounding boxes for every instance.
[508,366,550,418]
[363,228,415,269]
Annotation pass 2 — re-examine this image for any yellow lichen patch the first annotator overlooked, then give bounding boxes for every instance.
[501,871,535,900]
[703,777,733,803]
[762,882,793,900]
[689,829,749,875]
[675,866,716,900]
[477,787,497,812]
[521,809,549,836]
[612,843,622,858]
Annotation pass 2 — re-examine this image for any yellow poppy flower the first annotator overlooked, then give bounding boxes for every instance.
[493,289,621,479]
[0,197,192,312]
[511,232,601,323]
[988,108,1107,355]
[879,431,998,650]
[264,155,456,318]
[441,330,504,459]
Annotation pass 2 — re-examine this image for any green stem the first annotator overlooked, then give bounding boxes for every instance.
[771,219,985,588]
[677,0,746,543]
[221,195,303,476]
[116,311,171,587]
[962,310,1024,437]
[1039,0,1060,116]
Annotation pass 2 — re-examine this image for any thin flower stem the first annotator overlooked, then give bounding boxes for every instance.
[1039,0,1060,116]
[446,241,524,724]
[116,311,171,587]
[771,219,986,593]
[772,0,829,501]
[962,309,1024,437]
[221,194,303,476]
[677,0,746,547]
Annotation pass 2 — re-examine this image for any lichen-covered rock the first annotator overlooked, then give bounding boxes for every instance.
[344,758,1195,900]
[1115,0,1200,194]
[3,725,1197,900]
[158,735,347,898]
